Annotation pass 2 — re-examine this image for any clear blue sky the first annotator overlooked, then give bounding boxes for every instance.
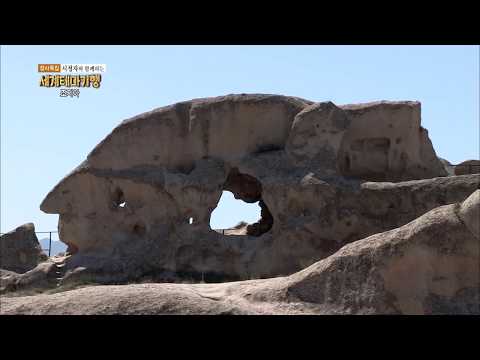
[1,45,479,234]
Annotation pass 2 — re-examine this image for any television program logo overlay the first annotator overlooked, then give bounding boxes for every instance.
[38,64,106,98]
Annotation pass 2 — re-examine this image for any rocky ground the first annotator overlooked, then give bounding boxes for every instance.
[2,190,478,315]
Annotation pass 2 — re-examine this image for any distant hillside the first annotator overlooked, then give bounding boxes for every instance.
[438,157,455,176]
[39,238,67,256]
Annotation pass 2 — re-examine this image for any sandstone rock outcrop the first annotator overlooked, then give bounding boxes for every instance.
[0,223,61,294]
[0,223,47,273]
[3,190,478,315]
[282,189,480,314]
[39,94,478,283]
[0,261,59,294]
[454,159,480,175]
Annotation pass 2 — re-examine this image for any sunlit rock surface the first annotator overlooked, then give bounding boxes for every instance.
[37,94,478,283]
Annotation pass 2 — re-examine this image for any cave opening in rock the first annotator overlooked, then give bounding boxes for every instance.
[111,188,127,209]
[210,191,261,234]
[209,168,273,236]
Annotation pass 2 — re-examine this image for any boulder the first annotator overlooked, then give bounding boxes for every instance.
[0,223,48,273]
[458,189,480,238]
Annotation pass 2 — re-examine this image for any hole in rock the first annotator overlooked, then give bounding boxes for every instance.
[210,191,261,234]
[111,188,126,209]
[209,168,273,237]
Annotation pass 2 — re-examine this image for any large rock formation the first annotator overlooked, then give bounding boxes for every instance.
[3,190,478,315]
[39,94,478,283]
[0,223,47,273]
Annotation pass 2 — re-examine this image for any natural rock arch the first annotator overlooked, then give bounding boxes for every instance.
[217,168,273,237]
[39,94,478,283]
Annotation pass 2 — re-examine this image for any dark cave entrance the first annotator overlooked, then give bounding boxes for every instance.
[210,168,273,237]
[111,188,127,209]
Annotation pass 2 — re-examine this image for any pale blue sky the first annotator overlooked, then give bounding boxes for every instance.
[1,45,479,234]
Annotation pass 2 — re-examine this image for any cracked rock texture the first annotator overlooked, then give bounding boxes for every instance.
[2,190,478,315]
[36,94,478,283]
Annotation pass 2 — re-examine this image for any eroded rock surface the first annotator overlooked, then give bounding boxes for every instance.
[283,189,480,314]
[0,223,60,295]
[38,94,478,283]
[455,159,480,175]
[0,223,47,273]
[3,190,478,315]
[0,261,59,294]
